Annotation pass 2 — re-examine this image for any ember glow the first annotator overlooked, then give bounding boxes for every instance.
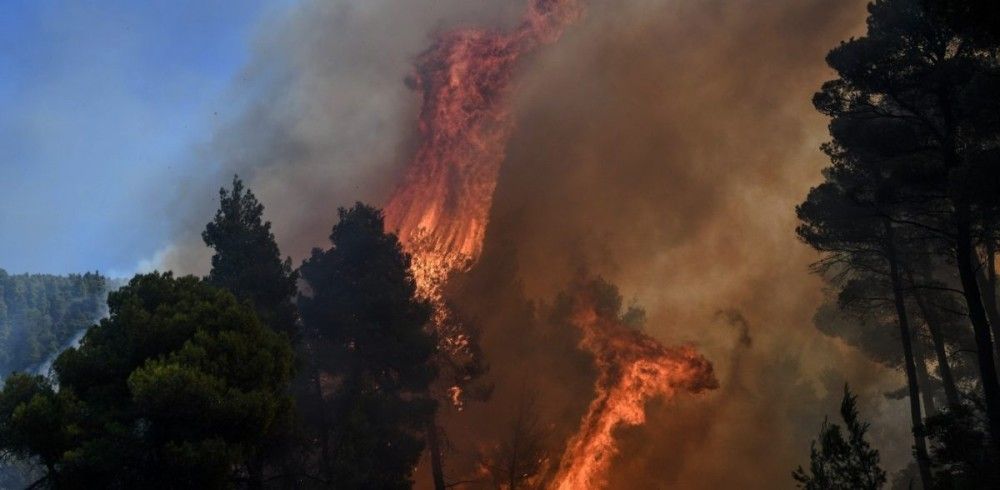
[549,292,718,489]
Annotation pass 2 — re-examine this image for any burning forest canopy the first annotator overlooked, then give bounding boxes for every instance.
[4,0,1000,488]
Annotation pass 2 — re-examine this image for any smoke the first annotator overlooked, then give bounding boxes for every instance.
[160,0,919,487]
[473,0,915,486]
[159,0,528,274]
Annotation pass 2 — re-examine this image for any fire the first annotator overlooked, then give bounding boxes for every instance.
[548,292,718,489]
[383,0,582,375]
[384,0,582,298]
[382,0,717,487]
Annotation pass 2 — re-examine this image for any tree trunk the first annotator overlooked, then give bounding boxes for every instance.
[427,419,446,490]
[976,241,1000,367]
[986,240,999,326]
[913,335,939,418]
[306,338,332,480]
[954,204,1000,451]
[885,221,934,489]
[908,271,962,410]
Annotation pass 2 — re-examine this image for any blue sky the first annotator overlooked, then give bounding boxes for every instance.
[0,0,294,275]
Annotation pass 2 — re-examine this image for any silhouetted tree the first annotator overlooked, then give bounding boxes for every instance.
[298,204,437,488]
[924,405,992,488]
[793,385,887,490]
[797,151,934,486]
[812,0,1000,451]
[483,389,548,489]
[925,0,1000,46]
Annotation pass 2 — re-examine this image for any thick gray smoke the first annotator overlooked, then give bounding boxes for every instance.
[161,0,919,487]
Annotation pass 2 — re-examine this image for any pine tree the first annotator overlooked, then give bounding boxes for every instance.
[793,386,887,490]
[0,273,294,488]
[203,175,298,338]
[298,203,438,488]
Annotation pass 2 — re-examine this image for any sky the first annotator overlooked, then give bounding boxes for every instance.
[0,0,294,276]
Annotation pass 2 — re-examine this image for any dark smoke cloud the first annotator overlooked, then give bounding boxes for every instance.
[162,0,920,487]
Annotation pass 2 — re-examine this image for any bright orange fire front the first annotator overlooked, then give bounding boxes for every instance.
[549,293,718,489]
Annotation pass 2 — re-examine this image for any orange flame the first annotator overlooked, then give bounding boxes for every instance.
[384,0,582,296]
[548,293,718,489]
[383,0,582,375]
[381,1,717,487]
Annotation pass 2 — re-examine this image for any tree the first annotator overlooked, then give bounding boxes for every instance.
[0,373,73,482]
[202,176,301,486]
[483,389,548,490]
[203,175,298,338]
[925,0,1000,46]
[298,203,438,488]
[0,270,107,375]
[797,150,934,486]
[793,385,887,490]
[0,273,294,488]
[812,0,1000,451]
[924,405,992,488]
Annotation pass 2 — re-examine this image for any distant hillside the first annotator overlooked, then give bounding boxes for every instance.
[0,269,109,376]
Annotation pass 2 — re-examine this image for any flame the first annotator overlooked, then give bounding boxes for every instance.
[381,1,718,487]
[384,0,582,297]
[548,293,718,489]
[383,0,582,378]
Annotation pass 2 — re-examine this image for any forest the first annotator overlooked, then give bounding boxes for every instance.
[792,0,1000,488]
[0,270,107,377]
[1,0,1000,488]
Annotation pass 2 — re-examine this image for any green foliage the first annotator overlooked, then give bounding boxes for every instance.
[0,272,294,488]
[793,386,887,490]
[0,373,75,473]
[203,175,299,338]
[0,269,106,375]
[298,203,437,488]
[202,175,302,486]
